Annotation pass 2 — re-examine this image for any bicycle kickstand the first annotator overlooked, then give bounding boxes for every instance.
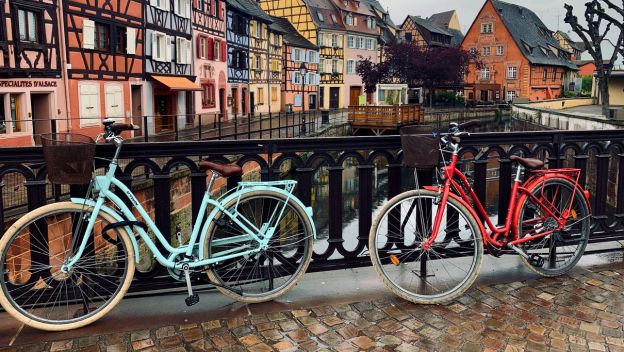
[183,264,199,307]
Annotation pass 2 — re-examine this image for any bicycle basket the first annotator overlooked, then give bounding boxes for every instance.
[400,125,441,169]
[41,133,96,184]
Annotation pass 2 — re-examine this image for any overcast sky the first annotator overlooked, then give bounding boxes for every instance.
[382,0,588,38]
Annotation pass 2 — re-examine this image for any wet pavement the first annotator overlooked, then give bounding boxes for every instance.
[0,250,622,352]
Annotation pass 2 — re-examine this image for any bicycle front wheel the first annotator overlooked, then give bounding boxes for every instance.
[0,202,135,331]
[369,190,483,304]
[205,190,314,303]
[516,178,590,276]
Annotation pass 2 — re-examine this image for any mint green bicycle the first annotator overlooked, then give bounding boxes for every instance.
[0,120,315,331]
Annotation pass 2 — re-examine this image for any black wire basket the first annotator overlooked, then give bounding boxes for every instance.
[400,125,441,170]
[41,133,96,185]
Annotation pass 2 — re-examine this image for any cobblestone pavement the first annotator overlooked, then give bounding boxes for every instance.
[1,266,622,352]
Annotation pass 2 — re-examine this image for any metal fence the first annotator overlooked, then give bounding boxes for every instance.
[0,130,622,293]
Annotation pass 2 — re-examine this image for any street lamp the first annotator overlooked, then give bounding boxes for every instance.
[299,62,307,134]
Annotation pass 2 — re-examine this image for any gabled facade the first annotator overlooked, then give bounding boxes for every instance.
[399,15,453,48]
[554,31,584,61]
[145,0,198,134]
[0,0,64,146]
[193,0,228,118]
[429,10,464,47]
[462,0,577,103]
[270,16,319,111]
[64,0,144,137]
[226,0,250,116]
[331,0,379,107]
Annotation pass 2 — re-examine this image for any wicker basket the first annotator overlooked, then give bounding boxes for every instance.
[400,125,441,169]
[41,133,96,184]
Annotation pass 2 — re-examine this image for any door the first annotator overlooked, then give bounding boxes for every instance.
[329,87,340,109]
[309,94,317,110]
[30,93,52,144]
[242,88,248,114]
[232,88,238,115]
[185,91,194,127]
[349,86,361,106]
[219,88,226,118]
[155,94,175,133]
[250,92,255,115]
[131,85,143,136]
[319,87,325,108]
[10,94,22,132]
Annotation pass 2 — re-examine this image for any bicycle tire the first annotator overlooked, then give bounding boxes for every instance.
[204,190,314,303]
[0,202,135,331]
[516,178,590,277]
[369,190,483,304]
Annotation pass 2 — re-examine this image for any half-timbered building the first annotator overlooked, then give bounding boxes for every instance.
[145,0,200,133]
[193,0,227,118]
[0,0,64,146]
[398,15,454,48]
[64,0,144,137]
[270,16,319,111]
[258,0,346,109]
[226,0,250,116]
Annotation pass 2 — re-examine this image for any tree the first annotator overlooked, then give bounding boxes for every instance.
[565,1,624,116]
[356,41,480,107]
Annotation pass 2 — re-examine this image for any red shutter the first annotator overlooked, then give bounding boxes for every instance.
[210,0,216,17]
[193,0,198,8]
[219,1,224,19]
[207,37,214,60]
[221,40,226,62]
[196,36,202,58]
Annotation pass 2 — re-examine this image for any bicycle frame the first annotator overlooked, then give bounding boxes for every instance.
[422,144,584,250]
[62,160,307,273]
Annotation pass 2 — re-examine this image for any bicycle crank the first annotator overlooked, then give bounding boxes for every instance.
[183,264,199,307]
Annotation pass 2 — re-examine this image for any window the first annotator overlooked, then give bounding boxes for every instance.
[152,32,170,62]
[105,84,124,118]
[151,0,169,11]
[365,38,373,50]
[346,60,355,74]
[18,8,39,43]
[214,40,220,61]
[469,47,476,55]
[481,23,493,34]
[256,22,262,38]
[506,90,516,102]
[116,27,127,53]
[405,32,413,42]
[332,59,340,73]
[308,51,317,63]
[293,71,303,84]
[345,14,353,26]
[482,47,490,56]
[202,83,216,108]
[95,23,110,50]
[79,83,100,126]
[480,67,490,80]
[347,35,355,48]
[271,87,278,101]
[293,48,302,61]
[200,37,207,58]
[271,59,280,72]
[174,0,191,18]
[257,88,264,105]
[317,12,324,22]
[367,17,376,29]
[552,69,557,81]
[255,55,261,70]
[507,66,517,79]
[331,14,337,23]
[542,68,548,81]
[319,58,325,73]
[331,34,339,47]
[176,37,191,64]
[496,45,504,56]
[356,37,363,49]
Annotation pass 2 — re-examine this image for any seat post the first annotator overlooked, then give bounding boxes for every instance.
[514,164,524,182]
[207,171,219,193]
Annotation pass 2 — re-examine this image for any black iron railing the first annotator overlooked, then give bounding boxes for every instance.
[0,130,622,293]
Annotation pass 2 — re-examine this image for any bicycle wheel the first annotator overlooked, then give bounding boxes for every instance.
[369,190,483,304]
[516,178,590,277]
[0,202,135,331]
[205,190,314,303]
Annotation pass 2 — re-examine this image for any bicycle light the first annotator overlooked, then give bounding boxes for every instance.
[390,255,400,266]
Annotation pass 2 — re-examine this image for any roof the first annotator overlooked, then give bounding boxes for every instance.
[269,16,317,49]
[228,0,273,22]
[446,28,464,47]
[408,16,453,37]
[304,0,346,31]
[331,0,374,16]
[360,0,396,28]
[428,10,455,28]
[490,0,577,70]
[556,30,585,52]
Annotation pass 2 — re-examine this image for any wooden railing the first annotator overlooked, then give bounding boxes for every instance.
[348,105,424,129]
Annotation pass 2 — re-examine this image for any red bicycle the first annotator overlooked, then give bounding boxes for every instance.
[369,122,592,304]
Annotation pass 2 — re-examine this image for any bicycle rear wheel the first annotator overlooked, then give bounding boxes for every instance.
[205,190,314,303]
[516,178,590,276]
[369,190,483,304]
[0,202,134,331]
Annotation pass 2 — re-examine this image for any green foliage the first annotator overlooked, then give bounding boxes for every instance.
[563,91,578,98]
[581,76,593,93]
[495,108,502,121]
[434,91,461,104]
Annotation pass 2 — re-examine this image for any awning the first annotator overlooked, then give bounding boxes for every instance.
[151,75,202,91]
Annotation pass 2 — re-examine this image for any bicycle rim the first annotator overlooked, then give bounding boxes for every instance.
[370,191,483,303]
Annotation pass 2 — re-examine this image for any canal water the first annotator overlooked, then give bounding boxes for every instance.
[304,118,553,253]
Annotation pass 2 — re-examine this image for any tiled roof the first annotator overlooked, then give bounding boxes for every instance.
[409,16,453,37]
[228,0,273,22]
[304,0,346,31]
[360,0,396,28]
[491,0,577,69]
[428,10,455,28]
[269,16,317,49]
[330,0,374,16]
[447,28,464,47]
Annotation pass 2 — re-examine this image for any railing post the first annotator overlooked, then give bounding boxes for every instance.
[328,166,344,248]
[259,113,263,139]
[218,114,222,140]
[198,114,202,140]
[593,154,611,216]
[473,159,489,221]
[617,153,624,214]
[234,113,238,140]
[175,115,179,141]
[50,119,57,135]
[144,115,149,142]
[278,112,281,138]
[357,164,374,250]
[248,113,251,139]
[574,154,589,188]
[191,171,207,223]
[152,173,172,254]
[498,158,512,226]
[269,112,273,139]
[296,167,314,207]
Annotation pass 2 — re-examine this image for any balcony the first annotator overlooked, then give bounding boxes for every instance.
[348,104,424,134]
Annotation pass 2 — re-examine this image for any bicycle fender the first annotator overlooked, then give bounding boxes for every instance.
[70,198,140,263]
[198,186,316,259]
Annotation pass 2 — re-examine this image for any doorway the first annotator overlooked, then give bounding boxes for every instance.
[30,93,52,144]
[131,85,143,136]
[219,88,226,118]
[231,88,238,115]
[250,91,255,115]
[242,88,248,114]
[349,86,361,106]
[154,94,176,133]
[329,87,340,109]
[309,94,317,110]
[319,87,324,109]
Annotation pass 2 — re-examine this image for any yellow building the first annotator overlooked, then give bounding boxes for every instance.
[593,70,624,107]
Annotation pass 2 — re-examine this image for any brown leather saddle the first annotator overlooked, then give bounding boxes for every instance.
[199,160,243,177]
[509,155,544,169]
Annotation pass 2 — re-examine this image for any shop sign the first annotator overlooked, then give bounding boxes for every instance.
[0,80,58,88]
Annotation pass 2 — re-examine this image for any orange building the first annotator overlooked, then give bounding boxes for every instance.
[574,60,597,77]
[462,0,577,103]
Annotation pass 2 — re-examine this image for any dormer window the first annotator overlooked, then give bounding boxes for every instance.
[331,14,337,23]
[367,17,376,29]
[345,14,353,26]
[318,12,324,22]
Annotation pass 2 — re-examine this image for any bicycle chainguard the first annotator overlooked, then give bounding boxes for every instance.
[528,254,544,268]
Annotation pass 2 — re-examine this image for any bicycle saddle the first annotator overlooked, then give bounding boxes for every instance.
[199,160,243,177]
[509,155,544,169]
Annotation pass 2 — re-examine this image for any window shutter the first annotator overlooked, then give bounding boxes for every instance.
[337,61,343,73]
[354,17,358,26]
[165,35,172,61]
[186,39,192,64]
[193,0,198,8]
[83,19,95,49]
[207,37,214,60]
[197,36,202,58]
[291,72,297,84]
[165,0,170,11]
[220,40,226,61]
[126,27,136,55]
[152,33,159,61]
[186,0,191,17]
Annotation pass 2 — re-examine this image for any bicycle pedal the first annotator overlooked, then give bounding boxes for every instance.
[528,254,544,268]
[185,294,199,307]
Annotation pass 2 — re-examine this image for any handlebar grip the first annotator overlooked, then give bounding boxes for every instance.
[111,123,139,133]
[458,120,480,129]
